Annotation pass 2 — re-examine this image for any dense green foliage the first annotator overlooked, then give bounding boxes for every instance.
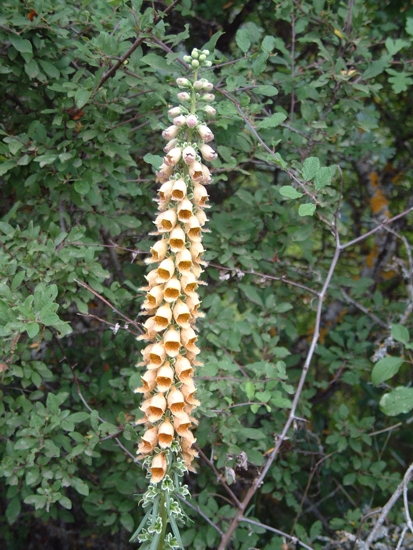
[1,0,413,548]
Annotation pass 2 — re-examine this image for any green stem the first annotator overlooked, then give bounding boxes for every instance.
[156,490,167,550]
[187,67,199,143]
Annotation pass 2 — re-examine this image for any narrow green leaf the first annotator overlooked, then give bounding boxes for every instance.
[129,508,152,542]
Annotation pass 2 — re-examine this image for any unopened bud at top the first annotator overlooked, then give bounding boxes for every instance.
[183,55,192,63]
[199,54,206,62]
[203,105,216,116]
[186,115,198,128]
[177,92,190,102]
[191,48,199,58]
[203,60,212,68]
[173,115,186,127]
[168,106,182,117]
[204,82,214,92]
[202,49,210,56]
[176,77,192,89]
[201,93,215,102]
[162,125,180,140]
[197,124,214,142]
[191,59,199,68]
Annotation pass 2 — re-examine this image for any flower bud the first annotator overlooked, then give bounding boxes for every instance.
[182,145,197,164]
[201,164,212,184]
[191,48,199,58]
[204,81,213,92]
[199,54,206,62]
[197,124,214,142]
[155,163,174,183]
[163,138,178,153]
[183,55,192,63]
[199,143,218,162]
[203,60,212,68]
[176,77,192,89]
[177,92,190,102]
[186,114,198,128]
[203,105,216,116]
[194,79,206,90]
[173,115,186,127]
[168,106,182,117]
[202,49,210,56]
[191,59,199,68]
[164,146,182,166]
[201,93,215,102]
[162,125,180,140]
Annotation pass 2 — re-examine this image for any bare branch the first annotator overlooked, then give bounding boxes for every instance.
[364,463,413,548]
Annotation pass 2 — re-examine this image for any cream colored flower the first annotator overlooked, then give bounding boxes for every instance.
[153,303,173,331]
[167,386,186,417]
[158,418,174,449]
[173,299,191,328]
[177,199,193,222]
[163,327,181,357]
[175,355,194,384]
[156,362,174,392]
[150,453,167,483]
[169,226,186,252]
[156,257,175,283]
[163,277,181,302]
[171,178,187,201]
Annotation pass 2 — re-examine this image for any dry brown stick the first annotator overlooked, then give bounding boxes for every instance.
[74,278,143,333]
[217,218,343,550]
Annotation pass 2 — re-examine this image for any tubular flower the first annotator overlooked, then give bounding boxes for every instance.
[136,62,217,484]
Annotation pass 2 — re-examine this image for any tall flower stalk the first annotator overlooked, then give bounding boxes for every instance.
[130,49,216,549]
